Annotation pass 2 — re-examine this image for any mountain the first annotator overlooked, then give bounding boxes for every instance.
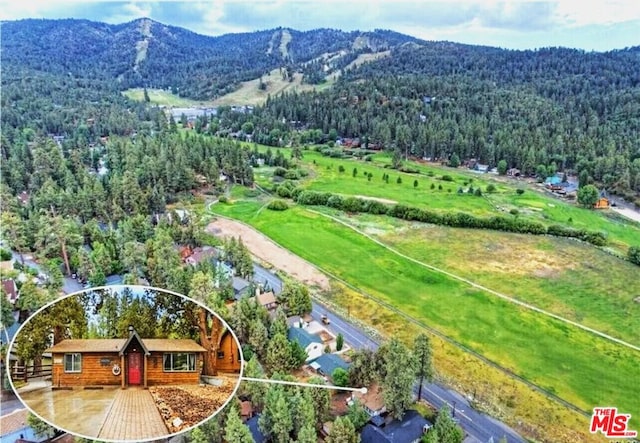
[1,18,422,99]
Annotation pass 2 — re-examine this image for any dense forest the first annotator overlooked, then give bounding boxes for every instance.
[2,18,640,204]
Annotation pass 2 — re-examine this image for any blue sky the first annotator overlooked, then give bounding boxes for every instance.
[1,1,639,51]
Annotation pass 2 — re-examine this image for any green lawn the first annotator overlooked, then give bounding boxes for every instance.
[316,209,640,346]
[264,148,640,253]
[211,200,640,419]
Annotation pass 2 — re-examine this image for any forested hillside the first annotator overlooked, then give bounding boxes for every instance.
[240,44,640,201]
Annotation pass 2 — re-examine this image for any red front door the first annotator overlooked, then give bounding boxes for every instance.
[128,353,141,385]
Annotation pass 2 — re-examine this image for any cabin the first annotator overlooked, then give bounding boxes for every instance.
[350,383,386,417]
[256,291,278,311]
[309,353,350,380]
[2,279,18,305]
[46,328,206,388]
[216,329,242,373]
[594,189,610,209]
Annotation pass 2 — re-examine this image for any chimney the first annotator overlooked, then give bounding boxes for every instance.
[128,325,135,336]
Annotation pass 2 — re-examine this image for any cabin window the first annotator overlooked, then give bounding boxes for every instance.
[163,353,196,371]
[64,353,82,373]
[217,350,225,359]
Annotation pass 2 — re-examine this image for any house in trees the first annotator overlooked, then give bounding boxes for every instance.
[46,328,206,388]
[287,327,323,362]
[216,329,241,373]
[360,409,432,443]
[594,189,610,209]
[309,353,350,380]
[349,383,386,417]
[256,291,278,311]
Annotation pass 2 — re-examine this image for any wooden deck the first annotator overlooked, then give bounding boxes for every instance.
[98,389,168,440]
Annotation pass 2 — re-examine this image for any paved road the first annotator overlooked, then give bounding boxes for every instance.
[311,302,525,443]
[253,264,283,294]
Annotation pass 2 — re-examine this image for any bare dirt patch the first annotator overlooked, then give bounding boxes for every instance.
[612,207,640,223]
[206,218,330,290]
[149,381,236,433]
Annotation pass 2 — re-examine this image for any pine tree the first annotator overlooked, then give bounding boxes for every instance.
[325,416,358,443]
[224,404,254,443]
[414,332,434,401]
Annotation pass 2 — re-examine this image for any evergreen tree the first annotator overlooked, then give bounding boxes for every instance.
[224,404,254,443]
[382,338,417,420]
[414,333,434,401]
[325,416,359,443]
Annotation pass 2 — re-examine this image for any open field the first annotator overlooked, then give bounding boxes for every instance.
[122,88,215,107]
[315,209,640,346]
[205,214,602,442]
[210,200,640,424]
[269,148,640,253]
[212,68,328,107]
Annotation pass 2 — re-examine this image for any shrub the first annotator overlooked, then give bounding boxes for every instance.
[510,209,519,216]
[486,184,496,193]
[218,195,228,203]
[516,189,525,195]
[0,248,12,261]
[441,175,454,182]
[332,368,349,387]
[474,188,482,196]
[284,170,299,180]
[628,246,640,266]
[274,167,287,177]
[267,199,289,211]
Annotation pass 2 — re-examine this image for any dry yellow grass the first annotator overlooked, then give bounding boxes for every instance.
[212,68,317,107]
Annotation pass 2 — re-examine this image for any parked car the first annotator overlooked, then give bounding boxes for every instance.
[321,314,330,325]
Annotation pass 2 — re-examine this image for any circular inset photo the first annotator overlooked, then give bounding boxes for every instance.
[7,285,243,442]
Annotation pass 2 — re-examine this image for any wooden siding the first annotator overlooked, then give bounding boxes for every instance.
[52,352,204,387]
[146,352,202,385]
[52,353,121,387]
[216,333,241,373]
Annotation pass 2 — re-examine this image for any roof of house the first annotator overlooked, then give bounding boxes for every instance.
[256,291,276,307]
[287,327,322,349]
[354,383,385,413]
[0,408,29,437]
[187,246,218,265]
[240,401,253,417]
[232,276,250,293]
[360,410,431,443]
[246,415,266,443]
[45,337,205,354]
[2,279,18,303]
[310,353,350,376]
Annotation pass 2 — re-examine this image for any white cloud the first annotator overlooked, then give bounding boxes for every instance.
[553,0,640,27]
[103,1,154,24]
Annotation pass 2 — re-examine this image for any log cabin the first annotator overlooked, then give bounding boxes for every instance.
[46,328,206,388]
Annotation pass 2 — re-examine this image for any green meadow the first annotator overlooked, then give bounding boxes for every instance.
[288,150,640,252]
[211,200,640,419]
[315,209,640,346]
[123,88,215,107]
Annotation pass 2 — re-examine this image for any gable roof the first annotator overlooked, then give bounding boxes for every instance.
[287,327,322,349]
[361,410,432,443]
[0,409,29,437]
[310,353,350,376]
[256,291,276,307]
[45,337,205,354]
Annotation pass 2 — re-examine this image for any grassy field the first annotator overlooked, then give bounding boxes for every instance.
[276,148,640,253]
[211,200,640,424]
[326,283,602,443]
[315,209,640,346]
[122,88,215,107]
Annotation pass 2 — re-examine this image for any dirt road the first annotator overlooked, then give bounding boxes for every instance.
[206,217,330,290]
